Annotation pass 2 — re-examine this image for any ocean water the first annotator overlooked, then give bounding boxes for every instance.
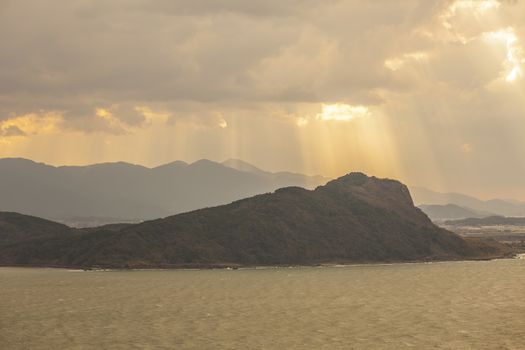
[1,260,525,349]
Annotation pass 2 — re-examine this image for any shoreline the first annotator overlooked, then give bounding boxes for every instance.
[1,253,520,272]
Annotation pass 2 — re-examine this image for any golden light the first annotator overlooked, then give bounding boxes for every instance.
[384,52,429,71]
[444,0,500,24]
[384,58,404,71]
[95,107,112,119]
[485,28,523,82]
[506,66,521,82]
[218,118,228,129]
[296,117,309,127]
[317,104,370,122]
[95,107,128,133]
[441,0,501,44]
[135,106,170,124]
[450,0,500,13]
[0,113,62,136]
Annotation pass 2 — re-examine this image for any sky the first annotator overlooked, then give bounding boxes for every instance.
[1,0,525,199]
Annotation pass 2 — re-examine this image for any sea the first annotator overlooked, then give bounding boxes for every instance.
[2,258,525,349]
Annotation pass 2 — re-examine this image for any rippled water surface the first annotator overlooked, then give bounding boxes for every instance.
[2,260,525,349]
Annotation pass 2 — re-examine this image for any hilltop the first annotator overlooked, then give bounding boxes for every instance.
[0,173,509,268]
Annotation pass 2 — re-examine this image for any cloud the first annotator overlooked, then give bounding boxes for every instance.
[316,104,370,122]
[0,125,26,137]
[0,113,63,138]
[0,0,441,124]
[1,0,525,198]
[136,0,315,17]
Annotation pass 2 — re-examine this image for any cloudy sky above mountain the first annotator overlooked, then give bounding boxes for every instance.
[1,0,525,199]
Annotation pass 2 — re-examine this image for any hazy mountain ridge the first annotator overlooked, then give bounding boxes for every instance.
[418,204,493,221]
[0,173,508,268]
[410,186,525,217]
[444,216,525,227]
[0,158,328,225]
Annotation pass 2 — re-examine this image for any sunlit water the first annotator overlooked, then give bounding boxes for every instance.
[2,260,525,349]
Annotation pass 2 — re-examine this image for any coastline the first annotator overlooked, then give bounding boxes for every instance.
[0,252,519,271]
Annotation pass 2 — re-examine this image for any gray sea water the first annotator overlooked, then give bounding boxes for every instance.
[2,259,525,349]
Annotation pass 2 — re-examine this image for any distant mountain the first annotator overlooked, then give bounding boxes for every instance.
[410,187,525,217]
[222,158,328,188]
[418,204,492,221]
[0,158,328,225]
[444,216,525,227]
[221,158,266,174]
[0,173,508,268]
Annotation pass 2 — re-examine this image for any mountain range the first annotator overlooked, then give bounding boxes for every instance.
[0,173,508,268]
[417,204,493,221]
[3,157,524,226]
[410,187,525,218]
[0,158,327,226]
